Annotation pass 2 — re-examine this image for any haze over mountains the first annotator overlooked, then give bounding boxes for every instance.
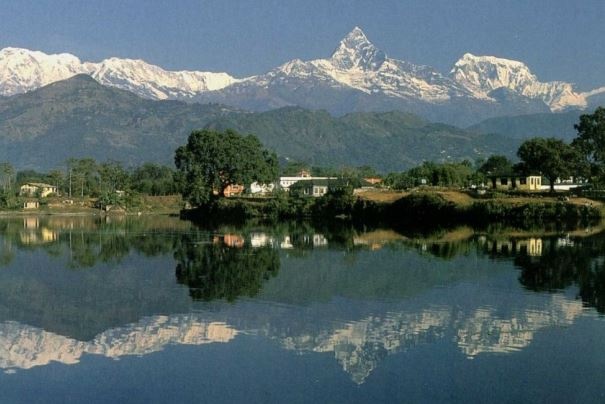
[0,27,603,126]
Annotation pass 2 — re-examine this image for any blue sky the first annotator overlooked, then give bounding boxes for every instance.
[1,0,603,90]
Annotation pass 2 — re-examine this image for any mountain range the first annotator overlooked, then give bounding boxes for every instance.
[1,27,603,126]
[0,75,514,171]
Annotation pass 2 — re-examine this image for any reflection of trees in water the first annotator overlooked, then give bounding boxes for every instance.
[174,237,280,302]
[0,217,183,269]
[515,237,605,313]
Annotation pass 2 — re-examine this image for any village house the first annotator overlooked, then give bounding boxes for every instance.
[363,177,383,186]
[222,184,245,197]
[279,170,338,192]
[248,182,275,195]
[289,178,347,197]
[19,183,58,198]
[489,175,542,191]
[22,200,39,209]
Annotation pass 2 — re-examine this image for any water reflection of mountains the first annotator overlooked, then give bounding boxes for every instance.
[0,216,605,383]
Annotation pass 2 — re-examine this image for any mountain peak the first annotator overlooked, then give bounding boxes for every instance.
[330,27,386,71]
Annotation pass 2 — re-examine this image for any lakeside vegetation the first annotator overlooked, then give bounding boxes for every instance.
[0,107,603,229]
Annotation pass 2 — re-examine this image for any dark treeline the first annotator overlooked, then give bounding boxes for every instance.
[0,159,179,208]
[384,107,605,192]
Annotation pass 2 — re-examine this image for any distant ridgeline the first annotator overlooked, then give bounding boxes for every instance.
[0,75,515,172]
[0,74,599,172]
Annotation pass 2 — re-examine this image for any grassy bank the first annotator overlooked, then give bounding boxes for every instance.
[0,195,183,215]
[182,188,602,230]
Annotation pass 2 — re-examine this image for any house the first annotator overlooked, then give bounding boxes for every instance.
[289,178,347,197]
[489,175,542,191]
[279,173,338,191]
[223,184,245,197]
[19,183,58,198]
[249,182,275,195]
[22,201,39,209]
[363,177,382,185]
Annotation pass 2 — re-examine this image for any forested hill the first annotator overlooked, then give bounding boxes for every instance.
[0,75,515,171]
[0,75,235,170]
[204,108,515,171]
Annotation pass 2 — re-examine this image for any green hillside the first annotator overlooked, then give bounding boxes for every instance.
[205,108,516,171]
[0,75,516,171]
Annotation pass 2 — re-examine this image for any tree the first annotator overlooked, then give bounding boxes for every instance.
[478,155,513,176]
[47,170,64,195]
[98,161,129,193]
[517,137,579,192]
[572,107,605,184]
[131,163,177,195]
[66,158,98,197]
[174,129,278,206]
[0,162,14,193]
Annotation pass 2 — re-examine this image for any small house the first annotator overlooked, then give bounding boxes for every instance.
[249,182,275,195]
[19,183,58,198]
[223,184,245,197]
[363,177,382,186]
[290,179,346,197]
[22,201,39,209]
[489,175,542,191]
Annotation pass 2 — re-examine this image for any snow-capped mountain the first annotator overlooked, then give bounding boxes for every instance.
[450,53,586,111]
[89,57,238,100]
[0,27,601,125]
[0,47,238,100]
[0,47,86,96]
[201,27,473,105]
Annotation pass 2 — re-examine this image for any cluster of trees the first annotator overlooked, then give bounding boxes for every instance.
[384,161,479,189]
[384,107,605,192]
[0,159,179,200]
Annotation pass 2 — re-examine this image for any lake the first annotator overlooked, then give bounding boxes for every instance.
[0,215,604,403]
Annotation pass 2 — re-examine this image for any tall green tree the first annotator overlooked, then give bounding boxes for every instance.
[131,163,177,195]
[98,161,129,193]
[572,107,605,184]
[517,137,579,192]
[175,129,278,206]
[66,158,98,197]
[478,155,513,176]
[0,162,14,193]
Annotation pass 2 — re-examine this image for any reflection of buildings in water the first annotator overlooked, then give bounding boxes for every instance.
[280,236,293,249]
[250,232,274,248]
[213,234,245,248]
[211,232,328,250]
[0,316,237,372]
[23,217,39,230]
[485,238,543,257]
[19,227,59,245]
[278,234,327,249]
[312,234,328,247]
[556,236,575,248]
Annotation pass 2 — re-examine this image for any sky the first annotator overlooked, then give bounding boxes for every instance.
[0,0,603,90]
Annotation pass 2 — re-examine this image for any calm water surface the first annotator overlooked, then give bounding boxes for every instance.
[0,215,604,403]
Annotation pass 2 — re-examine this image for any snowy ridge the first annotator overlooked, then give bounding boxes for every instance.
[0,28,600,113]
[450,53,586,111]
[0,47,238,99]
[231,26,469,103]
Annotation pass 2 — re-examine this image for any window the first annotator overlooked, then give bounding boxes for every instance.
[500,178,508,185]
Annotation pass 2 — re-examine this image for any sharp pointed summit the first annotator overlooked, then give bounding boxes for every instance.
[0,30,600,126]
[330,27,386,71]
